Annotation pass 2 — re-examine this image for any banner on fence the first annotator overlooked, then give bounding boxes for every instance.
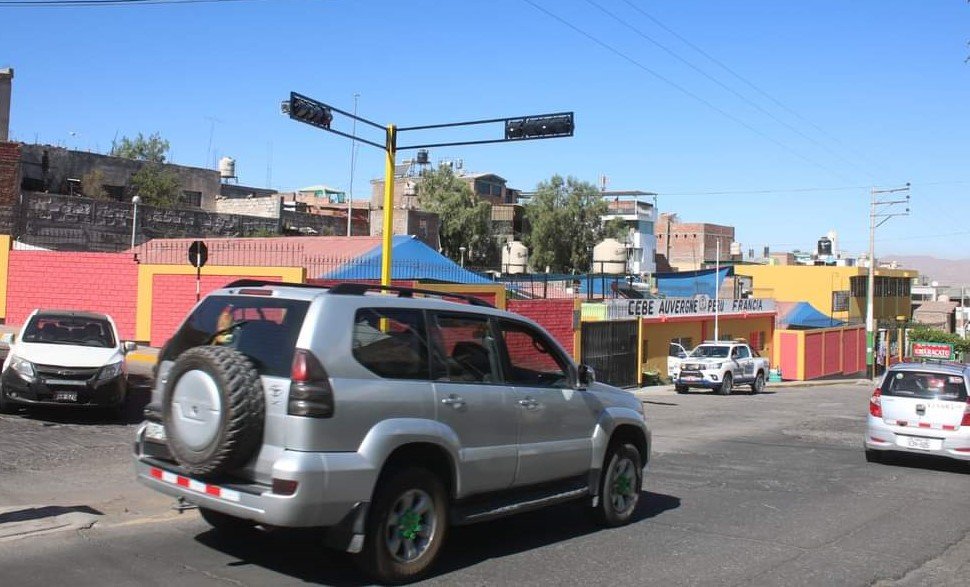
[910,341,954,360]
[604,297,775,321]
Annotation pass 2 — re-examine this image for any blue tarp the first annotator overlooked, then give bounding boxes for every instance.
[656,267,734,298]
[778,302,844,329]
[319,235,493,284]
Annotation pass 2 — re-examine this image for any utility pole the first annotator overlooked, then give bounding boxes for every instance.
[714,237,720,341]
[347,93,360,237]
[866,183,911,379]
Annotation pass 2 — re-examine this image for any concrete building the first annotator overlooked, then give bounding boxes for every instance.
[18,144,221,209]
[912,300,958,333]
[369,158,520,210]
[739,264,918,326]
[654,213,734,272]
[601,192,657,276]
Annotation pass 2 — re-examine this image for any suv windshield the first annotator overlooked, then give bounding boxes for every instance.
[22,315,116,348]
[690,345,730,359]
[883,370,968,402]
[161,295,310,377]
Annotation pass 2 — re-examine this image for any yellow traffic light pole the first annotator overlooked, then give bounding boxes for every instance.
[380,125,397,287]
[283,92,573,290]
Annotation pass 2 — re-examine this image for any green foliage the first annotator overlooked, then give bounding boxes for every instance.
[129,164,181,208]
[416,165,492,264]
[908,325,970,355]
[80,168,108,200]
[110,132,170,163]
[523,175,614,273]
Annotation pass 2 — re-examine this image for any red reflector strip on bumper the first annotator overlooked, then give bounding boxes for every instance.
[148,467,240,502]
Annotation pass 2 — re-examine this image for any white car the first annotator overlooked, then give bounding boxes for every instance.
[667,342,689,380]
[0,310,136,416]
[865,361,970,463]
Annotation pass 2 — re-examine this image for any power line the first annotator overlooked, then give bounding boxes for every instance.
[520,0,856,183]
[583,0,879,182]
[619,0,892,178]
[0,0,264,6]
[659,180,969,197]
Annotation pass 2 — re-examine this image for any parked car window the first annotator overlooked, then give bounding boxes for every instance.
[22,315,116,348]
[427,314,500,383]
[161,295,309,377]
[882,370,968,401]
[352,308,430,380]
[497,320,569,388]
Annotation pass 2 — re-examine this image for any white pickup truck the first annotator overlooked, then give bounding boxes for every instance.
[673,340,769,395]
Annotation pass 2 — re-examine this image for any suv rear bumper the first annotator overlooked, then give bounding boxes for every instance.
[133,423,377,529]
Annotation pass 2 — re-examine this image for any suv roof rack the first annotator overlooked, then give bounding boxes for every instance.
[329,283,495,308]
[223,279,495,309]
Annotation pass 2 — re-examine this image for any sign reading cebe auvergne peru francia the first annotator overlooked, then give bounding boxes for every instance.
[606,298,775,321]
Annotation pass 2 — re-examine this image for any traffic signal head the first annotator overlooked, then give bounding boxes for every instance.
[505,113,574,140]
[285,94,333,130]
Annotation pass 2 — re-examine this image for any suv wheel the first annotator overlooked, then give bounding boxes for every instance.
[356,467,448,583]
[718,373,733,395]
[199,507,257,533]
[594,442,642,527]
[163,346,265,478]
[750,372,765,395]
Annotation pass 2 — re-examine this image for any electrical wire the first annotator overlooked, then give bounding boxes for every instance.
[583,0,879,182]
[659,180,968,197]
[0,0,265,6]
[619,0,893,178]
[520,0,857,183]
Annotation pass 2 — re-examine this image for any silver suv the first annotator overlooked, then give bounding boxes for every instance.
[134,281,650,583]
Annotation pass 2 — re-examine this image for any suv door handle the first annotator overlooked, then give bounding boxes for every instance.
[518,398,538,409]
[441,395,465,408]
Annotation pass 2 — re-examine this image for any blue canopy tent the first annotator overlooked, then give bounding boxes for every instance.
[776,301,844,329]
[319,235,493,284]
[656,266,734,298]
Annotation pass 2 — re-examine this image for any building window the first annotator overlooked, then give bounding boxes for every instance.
[101,185,126,201]
[180,191,202,208]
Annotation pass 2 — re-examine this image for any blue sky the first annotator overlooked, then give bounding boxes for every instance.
[3,0,969,257]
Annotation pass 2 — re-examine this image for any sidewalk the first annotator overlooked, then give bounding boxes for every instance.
[631,376,873,399]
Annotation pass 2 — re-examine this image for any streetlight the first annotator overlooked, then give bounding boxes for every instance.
[459,246,467,268]
[866,183,910,379]
[130,195,142,249]
[282,92,574,286]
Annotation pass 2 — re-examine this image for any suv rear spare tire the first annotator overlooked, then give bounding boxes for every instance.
[163,346,265,478]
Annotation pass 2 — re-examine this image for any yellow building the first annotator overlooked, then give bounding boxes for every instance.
[738,265,917,325]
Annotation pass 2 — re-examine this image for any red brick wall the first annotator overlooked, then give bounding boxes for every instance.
[6,251,138,339]
[0,141,20,206]
[507,299,575,356]
[150,274,283,347]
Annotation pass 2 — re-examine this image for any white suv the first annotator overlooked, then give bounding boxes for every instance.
[865,361,970,463]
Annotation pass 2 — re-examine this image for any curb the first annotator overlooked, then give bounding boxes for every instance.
[0,506,101,542]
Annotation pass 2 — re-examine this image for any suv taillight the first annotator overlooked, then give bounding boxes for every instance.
[869,387,882,418]
[962,399,970,428]
[288,349,334,418]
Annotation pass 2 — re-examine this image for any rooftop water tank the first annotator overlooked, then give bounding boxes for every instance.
[593,238,627,274]
[502,241,529,275]
[219,156,236,179]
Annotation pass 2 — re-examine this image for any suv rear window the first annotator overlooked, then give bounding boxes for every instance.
[883,370,968,402]
[161,295,310,377]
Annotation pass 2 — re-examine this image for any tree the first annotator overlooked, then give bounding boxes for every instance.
[416,165,492,265]
[524,175,622,273]
[80,168,108,200]
[129,164,181,208]
[907,325,970,356]
[110,132,170,163]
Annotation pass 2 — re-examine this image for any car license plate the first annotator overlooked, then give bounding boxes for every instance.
[898,435,941,451]
[53,391,77,402]
[145,422,167,442]
[682,375,700,381]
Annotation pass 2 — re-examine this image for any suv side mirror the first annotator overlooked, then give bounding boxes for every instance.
[0,332,14,345]
[577,364,595,387]
[123,341,137,354]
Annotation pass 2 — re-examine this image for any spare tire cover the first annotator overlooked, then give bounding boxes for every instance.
[163,345,265,478]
